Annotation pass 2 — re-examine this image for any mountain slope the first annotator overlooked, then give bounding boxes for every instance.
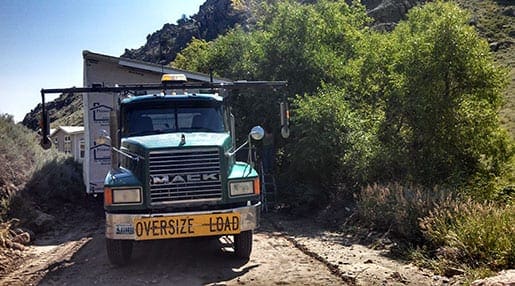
[121,0,250,64]
[22,93,83,131]
[122,0,426,64]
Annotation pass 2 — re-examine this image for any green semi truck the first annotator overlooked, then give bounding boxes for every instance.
[39,74,287,265]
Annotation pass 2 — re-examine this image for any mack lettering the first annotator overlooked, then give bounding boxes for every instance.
[150,173,220,185]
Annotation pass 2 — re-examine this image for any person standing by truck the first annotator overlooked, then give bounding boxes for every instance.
[261,121,275,174]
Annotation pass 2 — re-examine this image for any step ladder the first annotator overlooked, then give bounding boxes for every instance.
[260,163,277,213]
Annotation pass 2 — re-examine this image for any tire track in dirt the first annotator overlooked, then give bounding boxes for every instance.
[0,237,91,286]
[264,217,357,285]
[262,215,446,286]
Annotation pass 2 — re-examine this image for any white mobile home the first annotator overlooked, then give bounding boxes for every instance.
[50,126,85,163]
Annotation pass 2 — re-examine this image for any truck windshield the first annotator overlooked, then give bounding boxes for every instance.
[123,104,225,137]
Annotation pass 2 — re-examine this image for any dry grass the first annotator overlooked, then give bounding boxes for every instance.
[420,199,514,271]
[357,182,514,276]
[0,114,39,220]
[0,113,85,223]
[357,183,451,243]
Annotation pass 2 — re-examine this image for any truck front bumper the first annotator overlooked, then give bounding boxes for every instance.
[105,202,261,240]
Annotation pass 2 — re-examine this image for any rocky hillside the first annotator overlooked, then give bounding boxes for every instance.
[22,93,83,131]
[122,0,426,64]
[121,0,251,64]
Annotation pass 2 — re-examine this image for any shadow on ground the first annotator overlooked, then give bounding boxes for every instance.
[40,231,260,285]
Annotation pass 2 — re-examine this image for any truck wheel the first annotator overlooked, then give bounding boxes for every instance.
[106,238,133,266]
[234,230,253,259]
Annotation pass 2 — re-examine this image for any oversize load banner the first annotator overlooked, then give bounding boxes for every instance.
[133,213,241,240]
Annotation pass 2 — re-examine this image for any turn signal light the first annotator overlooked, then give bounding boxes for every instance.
[254,177,260,195]
[104,187,113,206]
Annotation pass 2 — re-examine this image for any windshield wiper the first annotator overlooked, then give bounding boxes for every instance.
[181,127,213,132]
[128,130,163,137]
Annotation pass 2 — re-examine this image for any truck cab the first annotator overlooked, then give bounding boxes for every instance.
[103,92,262,265]
[38,73,288,266]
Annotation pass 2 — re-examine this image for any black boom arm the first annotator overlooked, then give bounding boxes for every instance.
[38,80,287,149]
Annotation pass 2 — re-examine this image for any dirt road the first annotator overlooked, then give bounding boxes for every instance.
[0,207,449,286]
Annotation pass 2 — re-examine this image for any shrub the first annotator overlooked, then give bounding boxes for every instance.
[379,1,512,189]
[357,183,451,243]
[25,155,85,205]
[0,114,39,222]
[277,181,327,215]
[420,199,515,270]
[357,183,515,273]
[0,113,85,223]
[288,86,381,197]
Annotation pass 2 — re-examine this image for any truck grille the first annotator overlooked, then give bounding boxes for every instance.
[148,148,222,205]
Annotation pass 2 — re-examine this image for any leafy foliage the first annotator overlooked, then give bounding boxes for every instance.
[290,86,381,193]
[171,38,211,74]
[173,0,513,200]
[258,0,371,95]
[172,30,266,80]
[378,2,513,192]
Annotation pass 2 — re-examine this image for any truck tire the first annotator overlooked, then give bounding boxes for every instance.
[234,230,253,259]
[106,238,133,266]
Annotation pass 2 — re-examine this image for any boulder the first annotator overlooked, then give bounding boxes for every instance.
[364,0,426,30]
[471,270,515,286]
[502,7,514,17]
[32,210,56,233]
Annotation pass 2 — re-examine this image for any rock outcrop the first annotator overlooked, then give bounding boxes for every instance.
[122,0,426,65]
[122,0,250,64]
[471,270,515,286]
[364,0,427,30]
[22,93,82,131]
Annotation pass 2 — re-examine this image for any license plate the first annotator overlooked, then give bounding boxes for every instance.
[133,213,241,240]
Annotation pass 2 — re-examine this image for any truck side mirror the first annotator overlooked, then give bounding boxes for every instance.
[40,136,52,150]
[280,101,290,139]
[250,126,264,141]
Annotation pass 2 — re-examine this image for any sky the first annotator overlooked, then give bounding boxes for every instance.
[0,0,205,122]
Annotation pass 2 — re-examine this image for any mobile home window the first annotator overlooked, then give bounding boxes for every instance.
[79,139,85,158]
[64,136,71,154]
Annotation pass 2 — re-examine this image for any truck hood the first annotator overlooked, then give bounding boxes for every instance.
[122,132,231,151]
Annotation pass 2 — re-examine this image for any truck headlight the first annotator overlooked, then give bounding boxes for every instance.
[105,187,142,205]
[229,179,260,197]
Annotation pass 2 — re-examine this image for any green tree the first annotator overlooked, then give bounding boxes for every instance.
[174,0,371,94]
[380,1,513,193]
[290,86,381,191]
[172,28,266,80]
[205,28,266,80]
[172,0,373,144]
[171,38,211,73]
[172,0,513,199]
[260,0,370,95]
